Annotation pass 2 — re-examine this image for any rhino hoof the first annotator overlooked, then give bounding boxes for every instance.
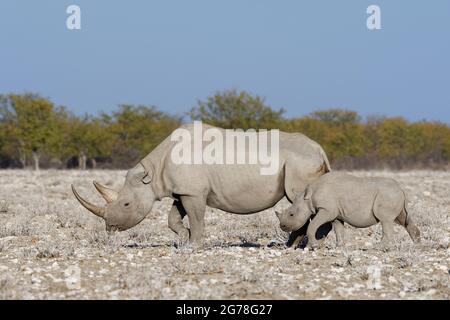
[376,241,393,252]
[175,229,190,248]
[307,241,319,250]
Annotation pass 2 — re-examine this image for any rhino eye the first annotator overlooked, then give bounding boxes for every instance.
[290,213,294,217]
[124,202,130,207]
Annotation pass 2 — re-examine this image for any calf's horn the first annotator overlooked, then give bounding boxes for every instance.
[93,181,118,203]
[71,184,105,218]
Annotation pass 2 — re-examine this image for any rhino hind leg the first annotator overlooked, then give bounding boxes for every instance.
[168,201,190,245]
[406,222,421,243]
[395,209,421,243]
[380,220,395,248]
[373,192,400,248]
[332,220,345,247]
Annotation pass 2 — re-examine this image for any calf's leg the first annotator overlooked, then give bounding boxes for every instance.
[380,220,395,247]
[405,221,421,243]
[287,219,333,249]
[373,193,399,248]
[306,209,338,249]
[287,222,309,248]
[333,220,345,247]
[395,209,421,243]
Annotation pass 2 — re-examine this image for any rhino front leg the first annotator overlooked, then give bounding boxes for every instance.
[287,220,333,248]
[168,200,190,245]
[180,195,206,245]
[286,222,309,248]
[306,209,337,249]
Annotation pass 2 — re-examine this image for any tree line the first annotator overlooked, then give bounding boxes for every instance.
[1,90,449,170]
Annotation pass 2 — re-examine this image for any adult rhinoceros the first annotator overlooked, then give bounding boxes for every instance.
[72,123,331,246]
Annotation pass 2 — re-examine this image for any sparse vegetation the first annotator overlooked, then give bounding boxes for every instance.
[0,169,448,299]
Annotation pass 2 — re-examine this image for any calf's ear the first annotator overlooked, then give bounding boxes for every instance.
[275,210,281,218]
[142,172,152,184]
[303,187,312,200]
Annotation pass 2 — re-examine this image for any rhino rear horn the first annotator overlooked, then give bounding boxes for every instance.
[93,181,118,203]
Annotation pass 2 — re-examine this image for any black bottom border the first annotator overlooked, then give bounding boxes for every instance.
[0,299,446,318]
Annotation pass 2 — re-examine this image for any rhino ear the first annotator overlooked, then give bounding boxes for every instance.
[138,161,153,184]
[303,187,312,200]
[275,210,281,218]
[141,172,152,184]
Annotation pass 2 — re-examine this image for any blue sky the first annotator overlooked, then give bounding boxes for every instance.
[1,1,449,122]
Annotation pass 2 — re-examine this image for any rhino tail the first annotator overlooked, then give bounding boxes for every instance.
[319,148,332,173]
[397,191,421,243]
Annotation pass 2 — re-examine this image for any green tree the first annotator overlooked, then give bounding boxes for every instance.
[309,109,361,126]
[105,105,182,168]
[0,119,10,166]
[284,109,368,164]
[51,109,112,169]
[0,93,58,170]
[189,89,285,130]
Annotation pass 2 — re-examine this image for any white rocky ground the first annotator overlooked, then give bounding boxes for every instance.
[0,169,449,299]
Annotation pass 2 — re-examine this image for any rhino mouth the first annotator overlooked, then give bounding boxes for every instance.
[280,224,295,232]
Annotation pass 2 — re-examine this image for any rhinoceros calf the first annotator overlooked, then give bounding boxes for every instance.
[276,172,421,248]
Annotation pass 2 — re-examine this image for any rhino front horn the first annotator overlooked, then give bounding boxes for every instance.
[71,184,105,218]
[93,181,118,203]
